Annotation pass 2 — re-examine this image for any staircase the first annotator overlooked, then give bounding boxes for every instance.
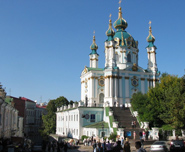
[110,107,144,140]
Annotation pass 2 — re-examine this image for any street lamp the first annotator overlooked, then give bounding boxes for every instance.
[102,123,104,138]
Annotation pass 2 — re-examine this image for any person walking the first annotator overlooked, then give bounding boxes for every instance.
[92,140,97,152]
[135,141,146,152]
[121,137,124,147]
[123,138,131,152]
[112,140,123,152]
[133,131,136,140]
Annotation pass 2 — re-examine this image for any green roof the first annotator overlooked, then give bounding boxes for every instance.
[87,67,104,71]
[84,121,109,128]
[5,97,13,104]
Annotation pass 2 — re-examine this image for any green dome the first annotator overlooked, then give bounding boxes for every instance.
[114,29,137,47]
[113,7,128,30]
[146,24,156,48]
[90,35,99,55]
[106,19,115,41]
[90,36,98,51]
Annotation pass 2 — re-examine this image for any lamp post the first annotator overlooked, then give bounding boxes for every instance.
[102,123,104,138]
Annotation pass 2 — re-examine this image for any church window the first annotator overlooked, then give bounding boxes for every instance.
[66,116,67,121]
[74,115,75,121]
[90,114,95,122]
[127,53,131,62]
[76,115,78,121]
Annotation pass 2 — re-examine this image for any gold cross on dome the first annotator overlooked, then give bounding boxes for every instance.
[119,0,122,7]
[109,14,112,20]
[149,21,152,27]
[93,30,95,36]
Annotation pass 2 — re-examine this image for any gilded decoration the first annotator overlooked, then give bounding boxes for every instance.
[141,78,145,80]
[125,76,129,79]
[132,63,138,71]
[98,77,105,87]
[114,37,120,46]
[83,66,88,74]
[131,76,139,87]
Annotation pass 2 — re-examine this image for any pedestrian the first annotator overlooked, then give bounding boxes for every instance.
[142,131,146,140]
[102,140,106,152]
[121,137,124,147]
[135,141,146,152]
[145,130,149,140]
[133,131,136,140]
[123,138,131,152]
[112,140,123,152]
[131,121,134,128]
[92,140,97,152]
[106,141,112,151]
[134,121,136,128]
[139,131,142,140]
[64,141,68,152]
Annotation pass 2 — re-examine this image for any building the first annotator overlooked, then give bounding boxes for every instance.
[56,4,160,139]
[0,85,20,139]
[10,96,36,141]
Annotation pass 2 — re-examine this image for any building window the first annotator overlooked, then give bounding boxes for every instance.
[76,115,78,121]
[74,115,75,121]
[69,115,70,121]
[66,116,67,121]
[127,53,131,62]
[90,114,95,122]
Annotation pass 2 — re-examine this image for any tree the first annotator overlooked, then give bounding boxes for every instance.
[40,96,69,137]
[131,74,185,129]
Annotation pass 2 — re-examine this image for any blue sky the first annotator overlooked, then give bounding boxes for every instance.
[0,0,184,103]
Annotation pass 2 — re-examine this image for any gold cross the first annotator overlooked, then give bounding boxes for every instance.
[109,14,112,20]
[119,0,122,7]
[149,21,152,27]
[93,30,95,36]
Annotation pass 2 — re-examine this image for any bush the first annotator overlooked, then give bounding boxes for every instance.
[176,129,182,136]
[108,132,117,141]
[81,135,89,141]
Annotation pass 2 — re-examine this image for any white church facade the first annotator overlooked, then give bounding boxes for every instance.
[56,5,160,139]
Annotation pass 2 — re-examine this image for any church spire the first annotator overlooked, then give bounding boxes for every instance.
[146,21,156,47]
[106,14,115,41]
[89,32,99,68]
[90,31,98,55]
[113,1,128,30]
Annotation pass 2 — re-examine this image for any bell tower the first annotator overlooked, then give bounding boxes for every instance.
[146,21,158,73]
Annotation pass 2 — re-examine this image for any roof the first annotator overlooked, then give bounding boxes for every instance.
[36,105,47,108]
[84,121,109,128]
[20,97,35,103]
[87,67,104,71]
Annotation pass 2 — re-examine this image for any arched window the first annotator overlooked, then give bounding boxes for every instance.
[127,53,131,62]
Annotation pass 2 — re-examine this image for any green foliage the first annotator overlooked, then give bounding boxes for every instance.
[81,135,89,141]
[108,132,117,141]
[131,74,185,130]
[40,96,69,137]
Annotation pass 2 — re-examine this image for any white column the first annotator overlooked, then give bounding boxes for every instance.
[141,78,145,94]
[107,77,110,97]
[125,77,129,98]
[95,78,97,98]
[120,51,123,63]
[115,77,118,98]
[123,50,127,63]
[110,76,113,97]
[88,78,91,99]
[119,77,122,98]
[92,78,94,99]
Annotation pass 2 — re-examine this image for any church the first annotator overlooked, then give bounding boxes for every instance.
[80,7,159,107]
[56,4,160,139]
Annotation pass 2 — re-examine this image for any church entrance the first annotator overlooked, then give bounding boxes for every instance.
[99,93,104,107]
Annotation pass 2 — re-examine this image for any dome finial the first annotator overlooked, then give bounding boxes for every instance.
[106,14,115,39]
[119,0,122,7]
[90,31,98,51]
[147,21,155,47]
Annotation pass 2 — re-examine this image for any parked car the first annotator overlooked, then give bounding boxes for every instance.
[150,141,169,152]
[32,144,42,152]
[170,140,185,152]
